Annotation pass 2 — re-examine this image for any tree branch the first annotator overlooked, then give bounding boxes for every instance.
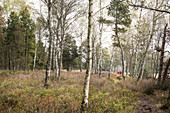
[129,4,170,14]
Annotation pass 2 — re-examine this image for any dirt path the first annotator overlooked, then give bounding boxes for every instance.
[135,95,167,113]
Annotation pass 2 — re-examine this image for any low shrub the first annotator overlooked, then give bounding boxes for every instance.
[120,78,155,93]
[0,71,140,113]
[144,87,154,95]
[117,75,123,80]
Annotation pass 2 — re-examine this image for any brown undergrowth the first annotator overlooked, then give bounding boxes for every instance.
[119,77,169,113]
[0,70,141,113]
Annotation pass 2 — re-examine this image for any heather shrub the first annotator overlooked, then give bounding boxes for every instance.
[0,71,139,113]
[120,78,155,93]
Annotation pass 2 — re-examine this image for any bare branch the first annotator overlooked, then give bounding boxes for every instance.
[129,4,170,14]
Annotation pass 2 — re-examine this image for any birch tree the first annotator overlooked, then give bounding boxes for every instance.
[137,0,159,81]
[44,0,53,88]
[53,0,83,79]
[108,48,114,78]
[81,0,93,111]
[98,0,103,78]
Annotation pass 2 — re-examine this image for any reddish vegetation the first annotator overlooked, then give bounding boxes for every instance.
[0,70,169,113]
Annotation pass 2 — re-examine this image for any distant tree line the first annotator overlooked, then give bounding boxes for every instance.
[0,4,110,72]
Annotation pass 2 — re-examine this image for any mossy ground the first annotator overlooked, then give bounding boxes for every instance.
[0,70,168,113]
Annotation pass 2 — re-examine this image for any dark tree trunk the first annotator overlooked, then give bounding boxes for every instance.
[80,45,82,72]
[52,38,55,71]
[67,64,69,71]
[24,37,27,71]
[162,58,170,84]
[8,48,12,70]
[157,24,167,85]
[27,48,30,71]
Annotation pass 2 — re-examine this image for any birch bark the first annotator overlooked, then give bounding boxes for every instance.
[81,0,93,111]
[44,0,53,88]
[108,50,114,78]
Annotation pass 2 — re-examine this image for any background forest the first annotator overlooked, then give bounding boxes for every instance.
[0,0,169,112]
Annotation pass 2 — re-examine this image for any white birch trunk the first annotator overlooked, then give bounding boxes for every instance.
[81,0,93,111]
[94,47,97,74]
[52,39,55,71]
[80,33,83,72]
[58,0,64,80]
[137,11,156,81]
[44,0,53,88]
[133,43,138,78]
[98,0,103,78]
[80,47,83,72]
[55,40,59,79]
[33,47,37,71]
[108,50,114,78]
[120,44,125,80]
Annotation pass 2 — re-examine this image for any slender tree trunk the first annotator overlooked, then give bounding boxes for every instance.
[150,41,154,77]
[98,0,103,78]
[55,16,60,78]
[24,37,27,71]
[80,46,83,72]
[94,47,97,74]
[155,52,160,78]
[58,0,64,80]
[33,47,37,71]
[133,43,138,78]
[12,49,15,71]
[52,39,55,71]
[153,55,157,78]
[162,57,170,84]
[157,24,167,85]
[67,64,69,71]
[129,38,134,75]
[120,45,125,80]
[95,47,98,74]
[108,50,114,78]
[151,49,154,77]
[155,31,161,78]
[58,39,63,80]
[81,0,93,111]
[55,44,58,79]
[141,57,146,79]
[98,33,102,78]
[115,8,125,80]
[44,0,53,88]
[125,59,128,76]
[33,35,37,71]
[137,9,156,81]
[92,37,95,75]
[8,47,12,70]
[80,33,83,72]
[27,47,30,71]
[137,42,151,81]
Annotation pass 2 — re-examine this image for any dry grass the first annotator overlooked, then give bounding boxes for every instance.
[0,70,140,113]
[0,69,169,113]
[1,70,169,112]
[119,77,155,93]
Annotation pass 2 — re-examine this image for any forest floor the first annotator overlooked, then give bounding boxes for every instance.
[0,70,169,113]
